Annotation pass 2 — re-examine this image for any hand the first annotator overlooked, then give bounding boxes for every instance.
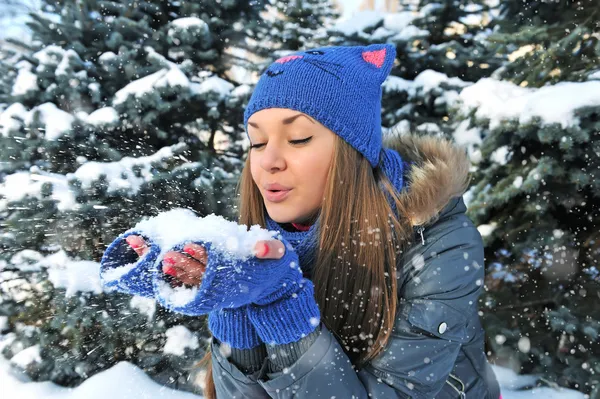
[125,235,286,287]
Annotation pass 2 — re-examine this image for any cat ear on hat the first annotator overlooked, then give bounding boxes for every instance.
[361,43,396,84]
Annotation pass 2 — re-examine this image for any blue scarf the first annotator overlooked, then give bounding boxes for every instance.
[265,148,410,278]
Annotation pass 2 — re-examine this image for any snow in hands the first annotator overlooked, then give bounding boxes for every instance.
[101,208,287,310]
[125,208,277,261]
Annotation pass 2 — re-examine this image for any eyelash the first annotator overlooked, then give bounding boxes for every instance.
[250,136,313,149]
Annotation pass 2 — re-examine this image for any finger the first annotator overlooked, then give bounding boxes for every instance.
[163,261,203,286]
[253,240,286,259]
[182,243,207,264]
[162,251,206,286]
[125,235,148,257]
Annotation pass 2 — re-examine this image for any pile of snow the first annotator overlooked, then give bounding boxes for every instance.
[453,119,483,163]
[124,208,276,262]
[449,77,600,164]
[383,69,470,97]
[130,296,157,322]
[491,365,585,399]
[112,46,232,106]
[8,249,45,272]
[12,66,39,96]
[0,102,74,140]
[32,45,82,76]
[383,70,471,147]
[332,10,385,37]
[101,208,276,308]
[331,10,428,41]
[114,68,189,105]
[163,326,200,356]
[10,345,41,368]
[70,142,186,195]
[48,259,104,297]
[102,208,279,308]
[191,76,235,101]
[0,352,202,399]
[85,107,119,127]
[171,17,208,30]
[458,79,600,129]
[1,248,104,298]
[0,170,76,212]
[0,142,194,212]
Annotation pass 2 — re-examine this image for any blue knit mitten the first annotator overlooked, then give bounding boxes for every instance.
[100,210,268,350]
[100,209,206,297]
[100,230,161,298]
[154,225,320,346]
[208,307,262,350]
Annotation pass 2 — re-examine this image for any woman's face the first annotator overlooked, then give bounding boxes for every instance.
[247,108,336,224]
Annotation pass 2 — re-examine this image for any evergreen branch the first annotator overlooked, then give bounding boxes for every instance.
[495,297,558,311]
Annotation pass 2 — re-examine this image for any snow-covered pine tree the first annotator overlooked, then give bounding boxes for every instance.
[0,0,270,391]
[239,0,340,83]
[452,1,600,394]
[266,0,339,51]
[395,0,503,82]
[489,0,599,85]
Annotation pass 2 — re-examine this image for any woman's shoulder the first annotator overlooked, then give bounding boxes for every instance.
[385,133,477,250]
[381,133,485,294]
[397,195,484,298]
[415,196,481,252]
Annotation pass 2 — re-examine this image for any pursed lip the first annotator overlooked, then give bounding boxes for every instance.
[264,183,292,191]
[263,183,292,203]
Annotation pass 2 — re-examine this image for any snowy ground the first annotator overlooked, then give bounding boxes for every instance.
[0,335,586,399]
[0,352,202,399]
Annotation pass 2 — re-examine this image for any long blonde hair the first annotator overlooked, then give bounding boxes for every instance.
[199,135,413,398]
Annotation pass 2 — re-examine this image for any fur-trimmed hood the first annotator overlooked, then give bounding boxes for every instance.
[383,133,471,227]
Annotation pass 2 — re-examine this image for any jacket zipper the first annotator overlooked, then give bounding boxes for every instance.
[416,225,425,245]
[445,373,466,398]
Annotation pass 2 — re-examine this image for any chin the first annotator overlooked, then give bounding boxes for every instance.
[263,203,302,224]
[265,208,295,224]
[266,206,317,225]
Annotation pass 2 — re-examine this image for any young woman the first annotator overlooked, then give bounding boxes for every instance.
[114,44,502,398]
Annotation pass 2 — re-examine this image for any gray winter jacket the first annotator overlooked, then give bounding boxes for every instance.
[210,134,502,398]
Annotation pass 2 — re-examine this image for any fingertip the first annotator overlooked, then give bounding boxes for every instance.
[254,240,285,259]
[254,241,269,258]
[183,247,195,257]
[125,235,140,249]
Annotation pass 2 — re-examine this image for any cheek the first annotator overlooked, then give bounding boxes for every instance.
[249,157,260,183]
[292,152,330,197]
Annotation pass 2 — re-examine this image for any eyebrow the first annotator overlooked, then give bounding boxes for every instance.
[247,113,315,129]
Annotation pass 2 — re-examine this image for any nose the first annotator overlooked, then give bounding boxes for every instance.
[260,142,286,173]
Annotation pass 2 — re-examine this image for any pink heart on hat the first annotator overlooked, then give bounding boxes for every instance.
[362,49,386,68]
[275,55,303,64]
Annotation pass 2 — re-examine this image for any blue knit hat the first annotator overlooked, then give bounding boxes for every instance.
[243,43,396,168]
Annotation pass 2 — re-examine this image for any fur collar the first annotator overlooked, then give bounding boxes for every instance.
[383,133,471,227]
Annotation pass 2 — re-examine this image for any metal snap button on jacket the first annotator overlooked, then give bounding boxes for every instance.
[438,322,448,334]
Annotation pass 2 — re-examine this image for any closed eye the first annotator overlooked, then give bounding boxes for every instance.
[250,136,313,150]
[290,136,313,145]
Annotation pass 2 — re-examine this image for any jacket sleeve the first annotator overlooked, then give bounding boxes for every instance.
[211,338,272,398]
[246,223,484,399]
